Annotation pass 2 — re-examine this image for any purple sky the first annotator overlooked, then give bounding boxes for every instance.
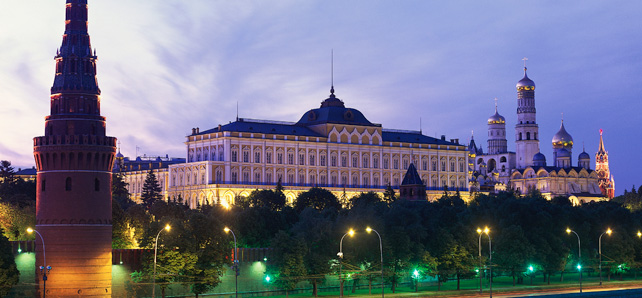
[1,1,639,195]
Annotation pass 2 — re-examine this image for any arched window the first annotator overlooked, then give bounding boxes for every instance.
[95,178,100,191]
[527,132,531,140]
[519,132,523,140]
[65,177,72,191]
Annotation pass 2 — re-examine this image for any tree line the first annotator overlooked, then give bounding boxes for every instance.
[111,169,642,297]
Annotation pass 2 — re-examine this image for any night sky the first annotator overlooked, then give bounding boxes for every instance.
[1,1,639,195]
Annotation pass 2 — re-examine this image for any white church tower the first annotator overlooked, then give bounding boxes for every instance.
[515,60,540,169]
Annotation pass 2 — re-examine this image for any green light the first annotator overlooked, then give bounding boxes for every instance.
[577,264,581,271]
[263,257,268,262]
[413,269,419,278]
[17,248,21,254]
[529,265,534,272]
[265,275,271,282]
[475,269,479,273]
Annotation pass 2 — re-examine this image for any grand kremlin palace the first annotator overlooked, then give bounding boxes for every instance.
[116,87,470,207]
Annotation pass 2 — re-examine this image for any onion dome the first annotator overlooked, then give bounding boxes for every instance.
[533,152,546,162]
[533,152,547,167]
[487,107,505,124]
[579,151,590,160]
[557,148,571,158]
[552,120,574,146]
[516,67,535,89]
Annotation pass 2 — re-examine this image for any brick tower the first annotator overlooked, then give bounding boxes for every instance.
[595,129,615,199]
[33,0,116,296]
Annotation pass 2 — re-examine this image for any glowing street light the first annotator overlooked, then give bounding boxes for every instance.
[366,227,384,298]
[477,227,492,298]
[153,224,171,298]
[412,269,420,292]
[27,228,51,298]
[224,227,239,298]
[566,228,582,293]
[528,265,535,285]
[338,229,354,298]
[599,228,612,286]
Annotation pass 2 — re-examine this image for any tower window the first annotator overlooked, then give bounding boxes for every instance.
[519,133,523,140]
[527,132,531,140]
[95,178,100,191]
[42,179,46,192]
[65,177,72,191]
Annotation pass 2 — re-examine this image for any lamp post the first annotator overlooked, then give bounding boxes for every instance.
[153,224,171,298]
[338,229,354,298]
[566,228,582,293]
[477,228,483,294]
[225,227,239,298]
[477,227,492,298]
[599,228,612,286]
[366,227,384,298]
[27,228,51,298]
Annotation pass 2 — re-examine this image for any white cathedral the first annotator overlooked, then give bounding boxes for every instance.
[468,66,613,204]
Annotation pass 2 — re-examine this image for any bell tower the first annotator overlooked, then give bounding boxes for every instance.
[515,59,540,168]
[33,0,116,296]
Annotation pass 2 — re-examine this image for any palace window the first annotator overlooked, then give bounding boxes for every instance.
[266,172,272,183]
[231,151,238,162]
[341,176,347,186]
[309,175,316,185]
[373,157,379,169]
[352,176,358,186]
[202,174,205,184]
[231,172,237,183]
[331,156,337,167]
[320,155,326,166]
[341,156,347,167]
[450,161,455,172]
[352,157,358,168]
[309,155,315,166]
[393,159,399,170]
[441,161,446,171]
[299,154,305,165]
[363,176,369,186]
[363,157,369,168]
[423,161,428,171]
[403,159,409,170]
[288,174,294,184]
[393,178,399,186]
[288,154,294,165]
[383,158,389,169]
[216,171,222,183]
[432,161,437,171]
[277,153,283,164]
[255,152,261,163]
[432,177,438,187]
[243,152,249,163]
[299,174,305,184]
[373,177,379,186]
[267,152,272,164]
[459,162,464,172]
[331,175,338,185]
[243,172,249,183]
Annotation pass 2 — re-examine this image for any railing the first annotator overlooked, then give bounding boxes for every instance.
[34,135,117,147]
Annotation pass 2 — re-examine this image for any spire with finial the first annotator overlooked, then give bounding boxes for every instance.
[320,50,345,108]
[598,129,606,153]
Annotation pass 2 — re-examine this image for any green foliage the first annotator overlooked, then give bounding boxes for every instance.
[295,187,341,212]
[268,231,307,292]
[239,189,286,211]
[0,230,19,296]
[141,170,162,210]
[113,173,135,210]
[383,183,396,204]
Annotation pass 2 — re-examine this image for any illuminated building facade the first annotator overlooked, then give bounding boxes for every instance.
[33,0,116,296]
[595,129,615,199]
[470,65,607,203]
[162,88,469,206]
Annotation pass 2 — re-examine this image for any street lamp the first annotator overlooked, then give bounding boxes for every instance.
[566,228,582,293]
[366,227,384,298]
[224,227,239,298]
[599,228,612,286]
[338,229,354,298]
[27,228,51,298]
[477,227,492,298]
[153,224,171,298]
[528,265,534,285]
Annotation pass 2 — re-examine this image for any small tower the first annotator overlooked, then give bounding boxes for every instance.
[552,119,574,167]
[487,99,508,154]
[578,145,591,169]
[595,129,615,199]
[515,62,540,168]
[399,163,426,201]
[33,0,115,296]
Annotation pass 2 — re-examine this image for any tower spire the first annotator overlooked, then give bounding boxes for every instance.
[330,49,335,96]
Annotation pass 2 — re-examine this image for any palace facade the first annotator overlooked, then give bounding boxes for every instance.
[119,88,470,207]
